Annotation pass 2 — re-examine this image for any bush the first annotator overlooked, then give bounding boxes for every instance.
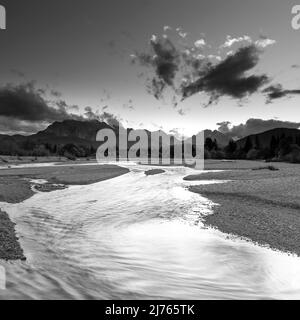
[60,144,86,158]
[283,145,300,163]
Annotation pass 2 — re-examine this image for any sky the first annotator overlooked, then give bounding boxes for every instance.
[0,0,300,136]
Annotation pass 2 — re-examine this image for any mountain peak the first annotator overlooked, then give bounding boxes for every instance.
[37,119,112,141]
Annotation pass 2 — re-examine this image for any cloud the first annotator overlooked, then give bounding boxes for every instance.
[150,36,180,86]
[97,111,122,126]
[133,36,180,99]
[0,82,81,122]
[255,37,276,48]
[84,107,123,128]
[134,32,276,105]
[182,45,269,103]
[0,116,48,136]
[291,64,300,69]
[263,84,300,102]
[217,118,300,139]
[0,82,124,135]
[51,89,63,98]
[0,81,128,135]
[176,27,188,38]
[194,39,206,48]
[220,35,252,48]
[56,100,79,111]
[168,128,186,139]
[207,54,222,61]
[220,34,275,50]
[216,121,232,134]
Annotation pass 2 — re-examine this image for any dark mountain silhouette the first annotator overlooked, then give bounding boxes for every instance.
[0,120,114,158]
[37,119,112,141]
[236,128,300,149]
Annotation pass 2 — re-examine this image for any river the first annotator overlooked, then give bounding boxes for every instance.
[1,163,300,299]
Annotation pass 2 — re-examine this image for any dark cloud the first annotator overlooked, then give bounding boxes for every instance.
[150,37,179,86]
[134,32,274,104]
[132,36,180,99]
[0,73,135,136]
[0,116,48,136]
[291,64,300,69]
[217,118,300,139]
[0,82,81,122]
[0,82,126,135]
[182,45,269,103]
[263,84,300,102]
[0,82,86,135]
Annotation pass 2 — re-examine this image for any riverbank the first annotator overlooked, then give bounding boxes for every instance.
[0,164,129,260]
[185,160,300,256]
[0,155,95,166]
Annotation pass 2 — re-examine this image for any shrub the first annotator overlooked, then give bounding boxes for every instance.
[252,165,279,171]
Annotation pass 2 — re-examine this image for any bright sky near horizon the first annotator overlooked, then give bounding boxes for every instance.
[0,0,300,136]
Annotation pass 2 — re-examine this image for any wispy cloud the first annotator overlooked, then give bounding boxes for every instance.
[220,35,252,48]
[255,37,276,48]
[194,39,206,48]
[263,84,300,102]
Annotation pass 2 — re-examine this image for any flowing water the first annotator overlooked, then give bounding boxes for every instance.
[1,163,300,299]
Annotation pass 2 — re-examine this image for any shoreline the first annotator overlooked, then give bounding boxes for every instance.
[186,160,300,256]
[0,163,130,261]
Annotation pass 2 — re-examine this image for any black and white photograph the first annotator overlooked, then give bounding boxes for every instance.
[0,0,300,305]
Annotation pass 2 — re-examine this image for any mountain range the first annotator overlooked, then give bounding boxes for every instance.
[0,120,299,160]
